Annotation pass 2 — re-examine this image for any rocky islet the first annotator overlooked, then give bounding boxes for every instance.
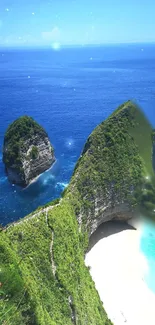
[3,116,55,187]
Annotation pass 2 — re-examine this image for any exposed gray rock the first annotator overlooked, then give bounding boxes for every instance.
[3,129,55,187]
[3,117,55,187]
[78,189,133,237]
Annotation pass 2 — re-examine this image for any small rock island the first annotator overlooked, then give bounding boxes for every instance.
[3,116,55,187]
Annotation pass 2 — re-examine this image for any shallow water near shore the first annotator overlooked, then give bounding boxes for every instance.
[140,218,155,293]
[85,218,155,325]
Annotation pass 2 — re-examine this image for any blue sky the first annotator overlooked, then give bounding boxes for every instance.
[0,0,155,47]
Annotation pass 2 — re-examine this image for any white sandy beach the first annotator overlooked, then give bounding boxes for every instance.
[85,219,155,325]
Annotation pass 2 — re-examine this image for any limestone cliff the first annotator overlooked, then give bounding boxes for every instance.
[3,116,55,186]
[1,101,155,325]
[66,100,155,235]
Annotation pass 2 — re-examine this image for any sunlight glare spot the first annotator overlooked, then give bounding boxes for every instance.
[51,42,61,51]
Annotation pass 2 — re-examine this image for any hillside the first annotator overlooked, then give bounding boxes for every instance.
[67,100,155,232]
[0,200,112,325]
[0,101,155,324]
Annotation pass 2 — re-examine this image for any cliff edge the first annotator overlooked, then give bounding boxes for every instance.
[3,116,55,186]
[66,100,155,234]
[1,101,155,325]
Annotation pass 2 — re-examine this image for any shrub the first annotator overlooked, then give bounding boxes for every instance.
[30,146,38,160]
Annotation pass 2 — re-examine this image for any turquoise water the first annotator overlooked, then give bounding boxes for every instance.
[1,44,155,225]
[140,219,155,293]
[0,44,155,293]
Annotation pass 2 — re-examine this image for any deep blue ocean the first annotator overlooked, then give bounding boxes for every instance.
[0,43,155,293]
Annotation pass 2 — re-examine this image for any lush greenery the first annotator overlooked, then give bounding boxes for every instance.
[0,201,112,324]
[66,101,155,221]
[30,146,39,160]
[3,116,47,169]
[1,101,155,324]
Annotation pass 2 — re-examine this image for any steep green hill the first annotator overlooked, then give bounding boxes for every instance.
[0,101,155,325]
[0,201,112,325]
[67,100,155,229]
[114,101,153,177]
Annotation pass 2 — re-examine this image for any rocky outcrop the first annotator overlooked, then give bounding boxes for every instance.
[6,136,55,186]
[67,101,155,235]
[87,196,133,236]
[3,116,55,186]
[77,187,134,237]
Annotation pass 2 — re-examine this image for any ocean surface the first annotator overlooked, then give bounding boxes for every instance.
[140,219,155,293]
[0,43,155,293]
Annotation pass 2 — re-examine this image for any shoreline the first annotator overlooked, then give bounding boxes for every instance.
[85,219,155,325]
[24,158,57,189]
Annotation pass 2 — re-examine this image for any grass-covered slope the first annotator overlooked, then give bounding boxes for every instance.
[1,101,155,324]
[111,101,154,178]
[125,102,153,177]
[0,200,112,325]
[66,101,155,224]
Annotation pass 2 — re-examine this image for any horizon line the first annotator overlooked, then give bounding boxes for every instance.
[0,41,155,50]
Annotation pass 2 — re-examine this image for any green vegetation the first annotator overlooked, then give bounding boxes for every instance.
[1,101,155,324]
[3,116,47,169]
[0,201,112,325]
[128,103,154,177]
[152,129,155,144]
[34,198,61,213]
[0,233,35,324]
[66,101,154,224]
[30,146,39,160]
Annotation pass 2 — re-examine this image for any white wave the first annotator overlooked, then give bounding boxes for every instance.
[0,176,7,184]
[56,182,68,189]
[42,174,55,185]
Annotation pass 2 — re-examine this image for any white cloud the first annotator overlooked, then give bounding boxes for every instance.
[41,27,60,41]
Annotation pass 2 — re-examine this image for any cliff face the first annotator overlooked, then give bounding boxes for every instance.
[5,136,55,186]
[66,101,155,235]
[1,101,155,325]
[3,116,55,186]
